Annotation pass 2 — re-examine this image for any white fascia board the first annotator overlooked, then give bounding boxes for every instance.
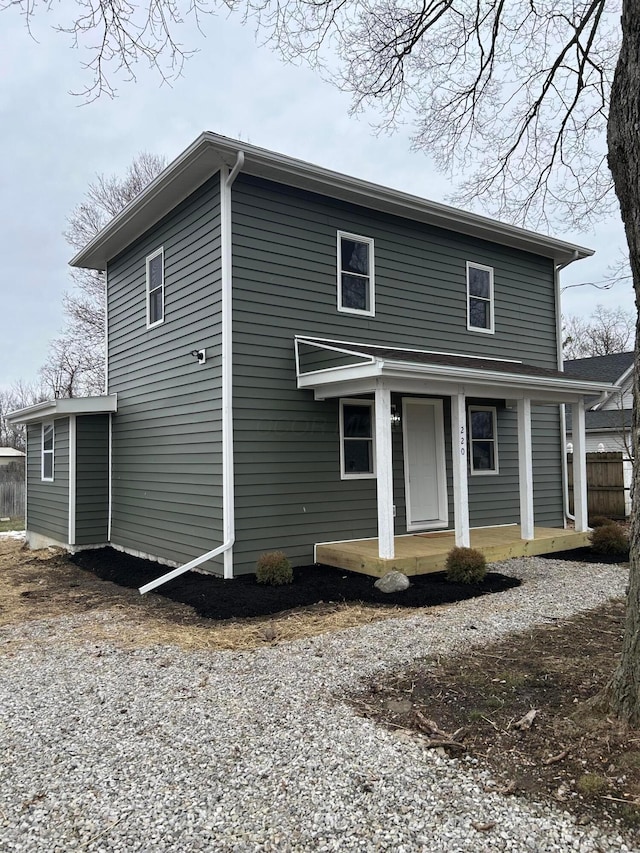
[300,358,615,401]
[71,136,230,270]
[71,132,594,271]
[381,360,615,396]
[297,361,383,390]
[7,395,118,424]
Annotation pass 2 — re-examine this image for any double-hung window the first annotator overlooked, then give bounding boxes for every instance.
[337,232,375,316]
[146,247,165,328]
[467,262,494,333]
[468,406,498,474]
[340,399,375,478]
[42,423,54,481]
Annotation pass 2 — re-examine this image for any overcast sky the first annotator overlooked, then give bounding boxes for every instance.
[0,9,633,390]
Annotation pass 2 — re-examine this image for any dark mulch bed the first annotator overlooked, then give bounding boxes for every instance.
[539,547,629,565]
[70,548,520,620]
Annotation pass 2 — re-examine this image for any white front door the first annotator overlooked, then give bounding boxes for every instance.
[402,398,448,530]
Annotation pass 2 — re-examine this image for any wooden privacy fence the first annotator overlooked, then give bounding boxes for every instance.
[0,482,25,518]
[567,452,632,520]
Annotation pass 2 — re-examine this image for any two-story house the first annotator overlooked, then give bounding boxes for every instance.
[8,133,614,591]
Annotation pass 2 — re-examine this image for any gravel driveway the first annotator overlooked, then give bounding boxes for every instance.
[0,554,634,852]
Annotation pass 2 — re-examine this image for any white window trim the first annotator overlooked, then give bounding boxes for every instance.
[146,247,165,329]
[337,231,375,318]
[469,405,499,475]
[339,398,376,480]
[41,422,54,482]
[466,261,495,334]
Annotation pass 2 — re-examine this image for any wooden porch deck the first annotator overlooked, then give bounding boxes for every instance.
[316,526,591,578]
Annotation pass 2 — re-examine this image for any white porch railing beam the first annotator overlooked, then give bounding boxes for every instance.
[517,397,535,540]
[572,399,589,532]
[375,386,395,559]
[451,391,470,547]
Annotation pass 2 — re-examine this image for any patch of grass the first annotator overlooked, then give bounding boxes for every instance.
[0,517,24,533]
[577,773,609,798]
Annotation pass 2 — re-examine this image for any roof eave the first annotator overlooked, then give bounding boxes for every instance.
[70,132,594,271]
[7,395,118,424]
[298,358,615,400]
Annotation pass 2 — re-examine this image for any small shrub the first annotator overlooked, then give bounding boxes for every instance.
[256,551,293,585]
[445,546,487,584]
[589,515,616,529]
[576,773,609,798]
[590,524,630,558]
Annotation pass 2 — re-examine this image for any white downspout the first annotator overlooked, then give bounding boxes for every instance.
[140,151,245,595]
[556,250,579,524]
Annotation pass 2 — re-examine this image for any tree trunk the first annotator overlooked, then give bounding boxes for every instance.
[607,0,640,725]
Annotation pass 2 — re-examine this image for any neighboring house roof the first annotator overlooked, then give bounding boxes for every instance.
[563,352,633,414]
[563,352,634,384]
[6,395,118,425]
[0,447,25,458]
[296,337,614,399]
[566,409,633,432]
[71,133,594,271]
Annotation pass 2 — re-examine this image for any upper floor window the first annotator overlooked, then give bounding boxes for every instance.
[467,262,494,333]
[42,422,54,481]
[337,232,375,316]
[468,406,499,474]
[340,399,375,479]
[146,247,164,328]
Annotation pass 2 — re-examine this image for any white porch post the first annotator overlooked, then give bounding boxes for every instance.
[375,386,394,559]
[517,398,535,540]
[572,398,589,532]
[451,391,470,547]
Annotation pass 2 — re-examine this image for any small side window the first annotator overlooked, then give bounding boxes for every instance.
[467,262,494,333]
[42,423,54,482]
[469,406,499,474]
[337,232,375,316]
[146,248,164,328]
[340,399,376,479]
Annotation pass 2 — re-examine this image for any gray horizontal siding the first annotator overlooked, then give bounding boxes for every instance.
[75,415,109,545]
[107,175,224,571]
[26,418,69,544]
[532,405,565,526]
[232,175,558,368]
[231,176,564,573]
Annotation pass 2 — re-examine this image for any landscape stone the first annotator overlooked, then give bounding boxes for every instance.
[374,570,410,593]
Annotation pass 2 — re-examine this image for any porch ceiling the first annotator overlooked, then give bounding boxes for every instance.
[316,526,592,578]
[295,336,615,403]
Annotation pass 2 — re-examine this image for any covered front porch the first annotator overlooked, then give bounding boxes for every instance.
[296,336,615,571]
[316,524,592,578]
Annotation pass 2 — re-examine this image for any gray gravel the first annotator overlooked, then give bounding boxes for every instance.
[0,553,634,852]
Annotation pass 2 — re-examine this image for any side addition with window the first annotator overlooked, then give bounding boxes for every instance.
[146,247,165,328]
[469,406,499,474]
[340,399,375,478]
[337,232,375,316]
[41,423,54,481]
[467,262,494,333]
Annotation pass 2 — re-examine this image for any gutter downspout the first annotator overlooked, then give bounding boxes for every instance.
[556,250,579,524]
[140,151,245,595]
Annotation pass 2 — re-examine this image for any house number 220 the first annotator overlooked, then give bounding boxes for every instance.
[460,426,466,456]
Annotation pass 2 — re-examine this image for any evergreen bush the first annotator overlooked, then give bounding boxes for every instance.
[445,546,487,584]
[256,551,293,585]
[590,524,629,558]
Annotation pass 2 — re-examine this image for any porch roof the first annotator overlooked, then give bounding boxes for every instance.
[295,336,615,403]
